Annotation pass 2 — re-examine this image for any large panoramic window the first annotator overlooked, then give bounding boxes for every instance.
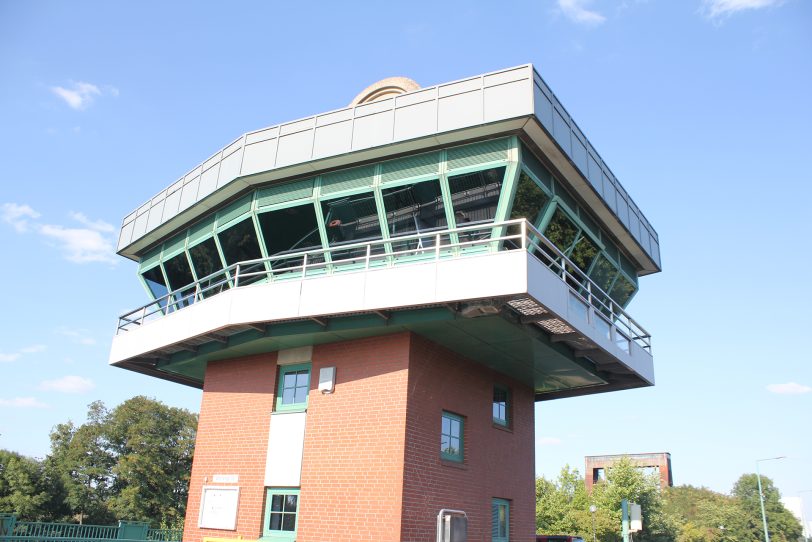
[448,166,505,226]
[163,252,196,307]
[258,203,322,272]
[382,179,445,251]
[141,266,168,301]
[263,488,299,540]
[217,217,264,285]
[509,171,550,227]
[188,238,228,297]
[321,191,383,261]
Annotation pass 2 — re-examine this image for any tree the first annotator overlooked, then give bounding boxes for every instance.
[0,450,65,520]
[663,485,746,542]
[731,474,802,542]
[45,396,197,527]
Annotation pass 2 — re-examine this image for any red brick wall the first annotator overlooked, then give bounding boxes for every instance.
[183,353,278,542]
[297,333,411,541]
[401,334,536,542]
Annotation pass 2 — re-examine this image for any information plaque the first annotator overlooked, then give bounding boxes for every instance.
[198,486,240,530]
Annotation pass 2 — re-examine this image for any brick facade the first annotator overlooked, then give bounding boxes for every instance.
[183,332,536,542]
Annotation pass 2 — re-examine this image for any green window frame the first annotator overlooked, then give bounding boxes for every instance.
[492,498,510,542]
[493,385,509,427]
[440,411,464,462]
[275,363,311,412]
[262,488,299,540]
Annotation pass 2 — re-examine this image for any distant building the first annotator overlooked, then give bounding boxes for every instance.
[585,453,673,491]
[109,65,662,542]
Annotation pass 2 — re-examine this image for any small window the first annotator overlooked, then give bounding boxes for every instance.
[493,386,509,427]
[276,363,311,412]
[441,411,464,462]
[492,498,509,542]
[262,488,299,540]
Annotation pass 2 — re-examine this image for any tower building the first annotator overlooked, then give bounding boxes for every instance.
[110,65,661,542]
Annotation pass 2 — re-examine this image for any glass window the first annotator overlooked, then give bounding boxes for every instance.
[258,203,322,272]
[492,498,509,542]
[188,238,228,297]
[440,411,464,462]
[509,171,550,227]
[276,363,311,412]
[448,166,505,225]
[217,217,264,285]
[382,179,445,251]
[609,274,636,308]
[493,386,509,427]
[568,233,600,274]
[263,488,299,539]
[544,208,580,255]
[163,252,195,308]
[141,266,168,300]
[321,191,383,261]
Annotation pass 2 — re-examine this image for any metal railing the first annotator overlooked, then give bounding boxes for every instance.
[0,517,181,542]
[117,219,651,353]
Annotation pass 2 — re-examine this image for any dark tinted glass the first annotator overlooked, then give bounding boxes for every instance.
[448,167,505,225]
[188,238,227,297]
[218,218,262,265]
[258,204,321,256]
[163,252,194,291]
[544,208,579,254]
[569,234,599,273]
[382,179,445,236]
[510,171,550,226]
[321,192,381,244]
[142,266,168,299]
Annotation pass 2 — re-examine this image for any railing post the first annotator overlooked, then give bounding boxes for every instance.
[234,264,241,288]
[521,220,526,250]
[366,244,371,270]
[435,233,441,260]
[303,253,308,277]
[140,305,147,326]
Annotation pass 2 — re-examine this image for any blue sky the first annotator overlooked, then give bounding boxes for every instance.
[1,0,810,521]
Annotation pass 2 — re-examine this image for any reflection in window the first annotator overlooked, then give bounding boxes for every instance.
[258,204,322,272]
[188,238,227,297]
[448,167,505,226]
[321,192,383,261]
[141,266,168,301]
[217,218,264,285]
[569,233,599,273]
[544,208,580,254]
[263,489,299,538]
[509,171,550,226]
[609,274,636,307]
[163,252,195,307]
[382,179,445,251]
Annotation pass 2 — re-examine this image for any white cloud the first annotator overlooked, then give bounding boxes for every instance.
[0,344,47,363]
[38,375,95,394]
[0,397,49,408]
[538,436,563,445]
[50,81,102,110]
[767,382,811,395]
[1,203,41,232]
[2,203,117,265]
[69,211,115,233]
[38,223,117,264]
[56,327,97,346]
[558,0,607,26]
[701,0,784,19]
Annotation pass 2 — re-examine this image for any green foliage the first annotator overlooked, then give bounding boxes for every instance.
[0,450,66,520]
[537,465,803,542]
[22,396,196,527]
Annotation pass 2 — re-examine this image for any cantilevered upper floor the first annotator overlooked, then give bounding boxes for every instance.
[110,65,661,401]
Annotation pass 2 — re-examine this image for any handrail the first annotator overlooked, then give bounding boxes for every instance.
[116,219,651,352]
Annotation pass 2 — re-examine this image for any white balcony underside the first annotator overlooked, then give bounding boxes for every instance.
[109,250,653,386]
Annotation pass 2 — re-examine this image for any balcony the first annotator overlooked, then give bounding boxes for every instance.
[110,219,653,399]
